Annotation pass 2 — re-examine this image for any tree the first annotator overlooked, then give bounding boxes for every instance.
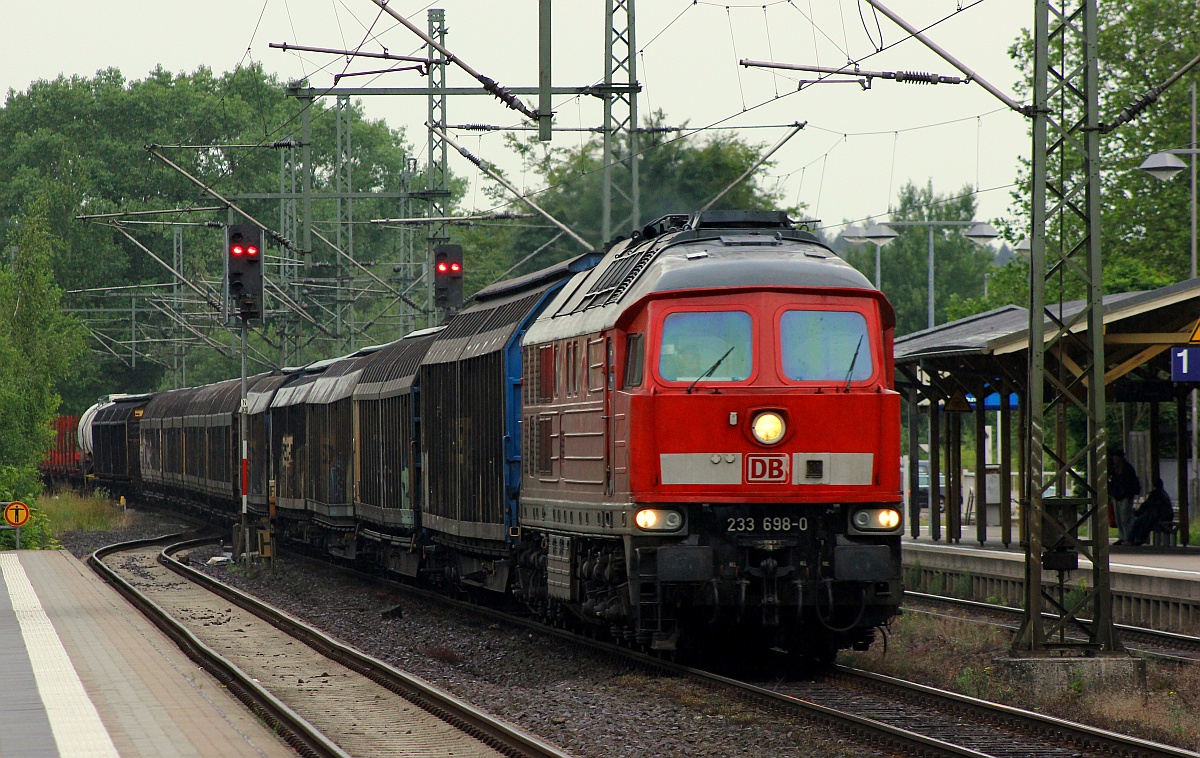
[839,182,994,337]
[0,194,86,501]
[455,111,798,293]
[1005,2,1200,293]
[0,65,427,408]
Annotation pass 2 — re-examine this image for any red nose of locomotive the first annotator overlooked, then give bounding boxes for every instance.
[628,390,900,504]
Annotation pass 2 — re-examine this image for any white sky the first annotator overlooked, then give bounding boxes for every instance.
[3,1,1031,238]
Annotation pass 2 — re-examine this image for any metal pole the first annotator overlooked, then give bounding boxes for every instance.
[1191,81,1197,531]
[701,122,805,212]
[240,321,249,564]
[874,243,881,289]
[862,0,1025,114]
[539,0,552,141]
[927,226,935,329]
[432,126,595,251]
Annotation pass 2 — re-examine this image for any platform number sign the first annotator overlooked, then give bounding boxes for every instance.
[1172,347,1200,382]
[3,501,29,528]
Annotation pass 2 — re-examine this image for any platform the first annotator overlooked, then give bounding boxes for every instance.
[0,550,295,758]
[902,527,1200,632]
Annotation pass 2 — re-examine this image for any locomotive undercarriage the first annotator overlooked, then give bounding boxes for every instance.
[512,505,901,660]
[143,484,898,667]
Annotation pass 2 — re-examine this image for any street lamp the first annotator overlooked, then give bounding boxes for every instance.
[864,223,899,289]
[1138,80,1198,512]
[854,220,997,329]
[844,223,896,288]
[843,224,868,242]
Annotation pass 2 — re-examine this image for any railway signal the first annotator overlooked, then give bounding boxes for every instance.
[226,224,264,321]
[433,244,464,316]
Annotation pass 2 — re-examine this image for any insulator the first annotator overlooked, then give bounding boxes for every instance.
[895,70,939,85]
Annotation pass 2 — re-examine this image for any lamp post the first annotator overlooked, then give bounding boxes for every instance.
[1138,80,1198,511]
[844,224,893,288]
[847,220,999,328]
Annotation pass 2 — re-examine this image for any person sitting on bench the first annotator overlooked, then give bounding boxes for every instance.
[1129,478,1173,546]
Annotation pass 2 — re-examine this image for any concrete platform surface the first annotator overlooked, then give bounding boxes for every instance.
[0,550,295,758]
[905,525,1200,575]
[902,526,1200,631]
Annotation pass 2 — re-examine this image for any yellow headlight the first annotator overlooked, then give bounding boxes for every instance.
[852,508,902,531]
[634,508,684,531]
[751,411,785,445]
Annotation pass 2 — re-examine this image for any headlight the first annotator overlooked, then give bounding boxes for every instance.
[751,411,785,445]
[635,508,684,531]
[852,508,902,531]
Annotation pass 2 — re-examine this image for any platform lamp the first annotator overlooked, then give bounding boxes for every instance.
[1138,81,1198,513]
[851,221,998,328]
[842,223,898,289]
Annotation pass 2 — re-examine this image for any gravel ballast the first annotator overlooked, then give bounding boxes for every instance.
[59,509,879,758]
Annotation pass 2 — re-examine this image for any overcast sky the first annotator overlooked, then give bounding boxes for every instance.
[3,1,1031,239]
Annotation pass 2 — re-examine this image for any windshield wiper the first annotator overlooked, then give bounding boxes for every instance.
[843,335,864,392]
[687,346,735,394]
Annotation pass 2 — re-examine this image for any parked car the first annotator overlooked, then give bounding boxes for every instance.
[910,461,945,512]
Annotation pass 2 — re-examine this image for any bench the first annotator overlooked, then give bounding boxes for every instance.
[1152,520,1180,548]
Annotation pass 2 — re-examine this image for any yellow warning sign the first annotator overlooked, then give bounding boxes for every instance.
[3,501,30,528]
[944,390,973,413]
[1190,319,1200,345]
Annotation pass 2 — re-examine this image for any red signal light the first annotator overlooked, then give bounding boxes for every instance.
[247,245,259,258]
[231,244,245,257]
[449,262,461,273]
[437,261,449,273]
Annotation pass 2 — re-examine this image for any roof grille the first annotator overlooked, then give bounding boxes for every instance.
[570,237,668,313]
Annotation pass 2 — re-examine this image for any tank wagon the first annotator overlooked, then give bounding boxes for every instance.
[82,210,904,661]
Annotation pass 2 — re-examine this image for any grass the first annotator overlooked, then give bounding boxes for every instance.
[842,612,1200,751]
[37,488,132,534]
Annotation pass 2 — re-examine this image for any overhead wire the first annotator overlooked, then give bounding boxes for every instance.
[253,0,1016,259]
[762,5,780,99]
[857,0,885,52]
[726,7,748,111]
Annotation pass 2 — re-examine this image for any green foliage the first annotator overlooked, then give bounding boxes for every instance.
[951,572,974,600]
[0,65,423,407]
[0,465,43,504]
[1004,3,1200,293]
[0,465,55,550]
[944,4,1200,330]
[0,195,86,475]
[457,111,797,294]
[0,505,58,550]
[839,182,993,336]
[954,666,994,699]
[38,488,130,534]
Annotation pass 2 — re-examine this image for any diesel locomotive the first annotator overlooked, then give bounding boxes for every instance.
[81,210,904,662]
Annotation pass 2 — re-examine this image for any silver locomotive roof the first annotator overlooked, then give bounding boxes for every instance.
[523,211,875,345]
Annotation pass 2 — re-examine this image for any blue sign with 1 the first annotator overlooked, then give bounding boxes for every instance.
[1172,347,1200,382]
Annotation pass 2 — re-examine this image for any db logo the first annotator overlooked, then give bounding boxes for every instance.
[746,454,789,483]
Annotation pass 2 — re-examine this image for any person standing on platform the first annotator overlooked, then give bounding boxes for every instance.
[1109,448,1141,546]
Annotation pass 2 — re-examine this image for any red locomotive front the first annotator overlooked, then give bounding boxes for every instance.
[519,211,903,661]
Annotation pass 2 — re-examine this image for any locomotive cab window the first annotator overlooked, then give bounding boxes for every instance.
[780,310,873,382]
[658,311,752,383]
[624,334,644,388]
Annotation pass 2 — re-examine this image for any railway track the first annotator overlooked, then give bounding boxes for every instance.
[905,590,1200,663]
[90,535,568,758]
[774,666,1196,758]
[234,547,1200,758]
